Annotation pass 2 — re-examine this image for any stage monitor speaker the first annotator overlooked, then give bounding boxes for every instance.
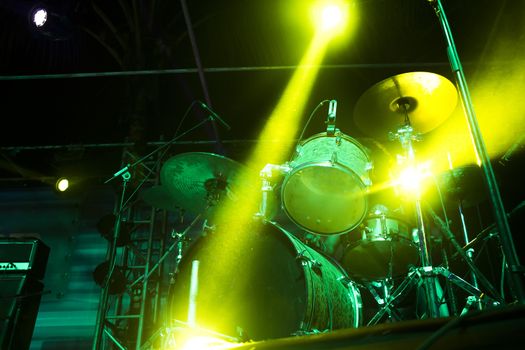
[0,274,44,350]
[0,238,50,280]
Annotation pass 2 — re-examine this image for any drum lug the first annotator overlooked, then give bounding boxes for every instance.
[338,275,353,287]
[296,252,322,270]
[330,151,338,165]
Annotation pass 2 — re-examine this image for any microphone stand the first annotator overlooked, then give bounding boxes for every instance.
[427,0,525,303]
[92,113,224,350]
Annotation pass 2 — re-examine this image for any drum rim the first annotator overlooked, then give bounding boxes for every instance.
[281,161,369,235]
[297,131,371,158]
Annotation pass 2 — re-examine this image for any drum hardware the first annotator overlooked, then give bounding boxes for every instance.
[351,70,464,319]
[257,163,291,221]
[326,99,337,136]
[295,251,322,271]
[362,279,405,322]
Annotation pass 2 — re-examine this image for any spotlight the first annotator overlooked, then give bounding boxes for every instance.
[311,1,349,35]
[31,8,47,28]
[393,161,433,196]
[162,324,241,350]
[55,177,69,192]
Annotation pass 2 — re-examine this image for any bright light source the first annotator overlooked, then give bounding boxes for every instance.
[56,178,69,192]
[320,5,344,30]
[162,325,241,350]
[179,335,239,350]
[32,8,47,27]
[311,1,349,35]
[394,162,433,196]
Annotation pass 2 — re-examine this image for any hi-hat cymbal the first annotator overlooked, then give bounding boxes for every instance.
[160,152,249,216]
[354,72,458,138]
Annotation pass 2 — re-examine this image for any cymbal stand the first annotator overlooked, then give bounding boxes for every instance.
[393,122,442,319]
[367,122,497,324]
[427,0,525,303]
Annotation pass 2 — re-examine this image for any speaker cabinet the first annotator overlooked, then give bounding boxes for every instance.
[0,275,43,350]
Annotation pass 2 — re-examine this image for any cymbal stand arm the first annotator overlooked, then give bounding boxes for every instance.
[427,0,525,303]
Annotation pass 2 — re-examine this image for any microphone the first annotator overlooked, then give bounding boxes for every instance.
[326,99,337,136]
[198,101,231,130]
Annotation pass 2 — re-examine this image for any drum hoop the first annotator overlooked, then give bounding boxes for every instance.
[298,132,371,158]
[364,214,413,227]
[281,163,369,235]
[284,161,369,187]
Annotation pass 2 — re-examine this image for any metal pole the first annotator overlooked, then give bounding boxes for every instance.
[92,173,130,350]
[428,0,525,303]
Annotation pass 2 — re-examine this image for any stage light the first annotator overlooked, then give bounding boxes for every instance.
[55,177,69,192]
[178,335,239,350]
[393,161,433,197]
[311,1,350,36]
[161,323,241,350]
[31,8,47,28]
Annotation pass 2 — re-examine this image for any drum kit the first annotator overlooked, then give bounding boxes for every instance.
[141,71,497,342]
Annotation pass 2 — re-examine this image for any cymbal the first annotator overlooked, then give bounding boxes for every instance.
[160,152,248,216]
[354,71,458,138]
[140,185,182,212]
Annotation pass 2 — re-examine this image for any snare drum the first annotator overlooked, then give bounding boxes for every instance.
[281,132,372,235]
[341,205,419,280]
[169,220,362,340]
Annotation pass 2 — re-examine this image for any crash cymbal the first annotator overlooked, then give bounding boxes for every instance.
[354,72,458,138]
[140,185,182,212]
[160,152,249,216]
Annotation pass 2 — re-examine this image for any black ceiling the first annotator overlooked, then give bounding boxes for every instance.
[0,0,523,195]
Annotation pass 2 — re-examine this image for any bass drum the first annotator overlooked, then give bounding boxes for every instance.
[169,220,362,341]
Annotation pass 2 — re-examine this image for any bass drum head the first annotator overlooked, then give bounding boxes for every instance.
[168,220,361,341]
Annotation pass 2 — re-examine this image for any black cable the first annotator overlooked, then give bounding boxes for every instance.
[415,307,490,350]
[296,99,331,147]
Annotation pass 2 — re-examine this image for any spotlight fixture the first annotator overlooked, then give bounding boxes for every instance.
[31,7,48,28]
[55,177,69,192]
[393,161,433,196]
[311,0,350,35]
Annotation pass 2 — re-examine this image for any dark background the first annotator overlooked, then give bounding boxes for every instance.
[0,0,524,348]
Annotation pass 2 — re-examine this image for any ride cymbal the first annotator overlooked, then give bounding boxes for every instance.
[354,71,458,138]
